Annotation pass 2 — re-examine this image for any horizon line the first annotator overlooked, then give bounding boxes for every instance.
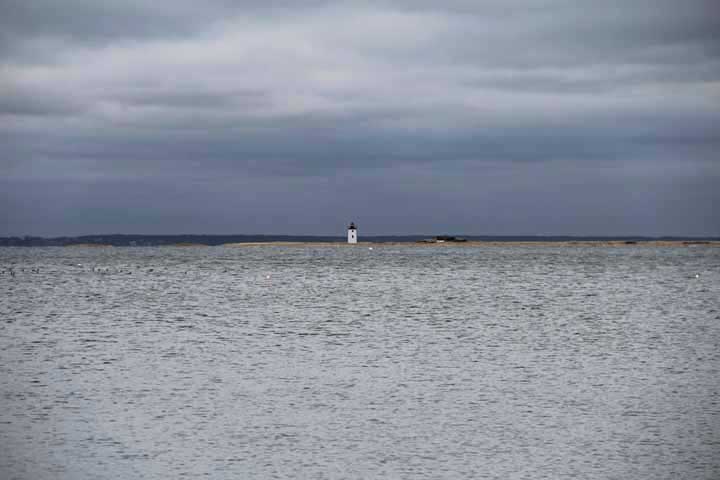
[3,233,720,240]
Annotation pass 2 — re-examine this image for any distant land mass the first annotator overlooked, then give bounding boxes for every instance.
[1,234,719,247]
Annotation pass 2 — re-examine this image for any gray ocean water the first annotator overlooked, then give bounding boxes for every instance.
[1,245,719,479]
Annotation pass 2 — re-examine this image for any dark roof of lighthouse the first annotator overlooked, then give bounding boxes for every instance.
[348,222,356,230]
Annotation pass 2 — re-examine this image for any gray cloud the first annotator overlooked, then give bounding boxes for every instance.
[1,0,719,236]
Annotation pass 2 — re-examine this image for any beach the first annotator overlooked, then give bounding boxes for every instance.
[221,240,720,248]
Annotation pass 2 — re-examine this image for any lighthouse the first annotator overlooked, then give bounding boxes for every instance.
[347,222,358,244]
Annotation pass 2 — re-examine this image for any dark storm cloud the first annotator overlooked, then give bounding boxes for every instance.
[1,0,719,235]
[111,88,270,110]
[0,86,81,116]
[0,0,334,58]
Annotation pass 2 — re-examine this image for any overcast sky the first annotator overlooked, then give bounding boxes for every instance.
[1,0,719,236]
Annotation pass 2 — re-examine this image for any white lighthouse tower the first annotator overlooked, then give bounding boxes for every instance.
[347,222,358,244]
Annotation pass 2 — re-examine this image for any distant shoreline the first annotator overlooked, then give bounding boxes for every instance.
[64,243,114,248]
[222,240,720,248]
[3,235,718,247]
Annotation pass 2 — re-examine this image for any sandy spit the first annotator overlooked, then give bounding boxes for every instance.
[222,240,720,248]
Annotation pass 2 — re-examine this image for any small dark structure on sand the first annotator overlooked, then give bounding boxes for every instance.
[417,235,467,243]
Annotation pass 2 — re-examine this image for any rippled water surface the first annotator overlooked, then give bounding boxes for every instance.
[1,245,719,479]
